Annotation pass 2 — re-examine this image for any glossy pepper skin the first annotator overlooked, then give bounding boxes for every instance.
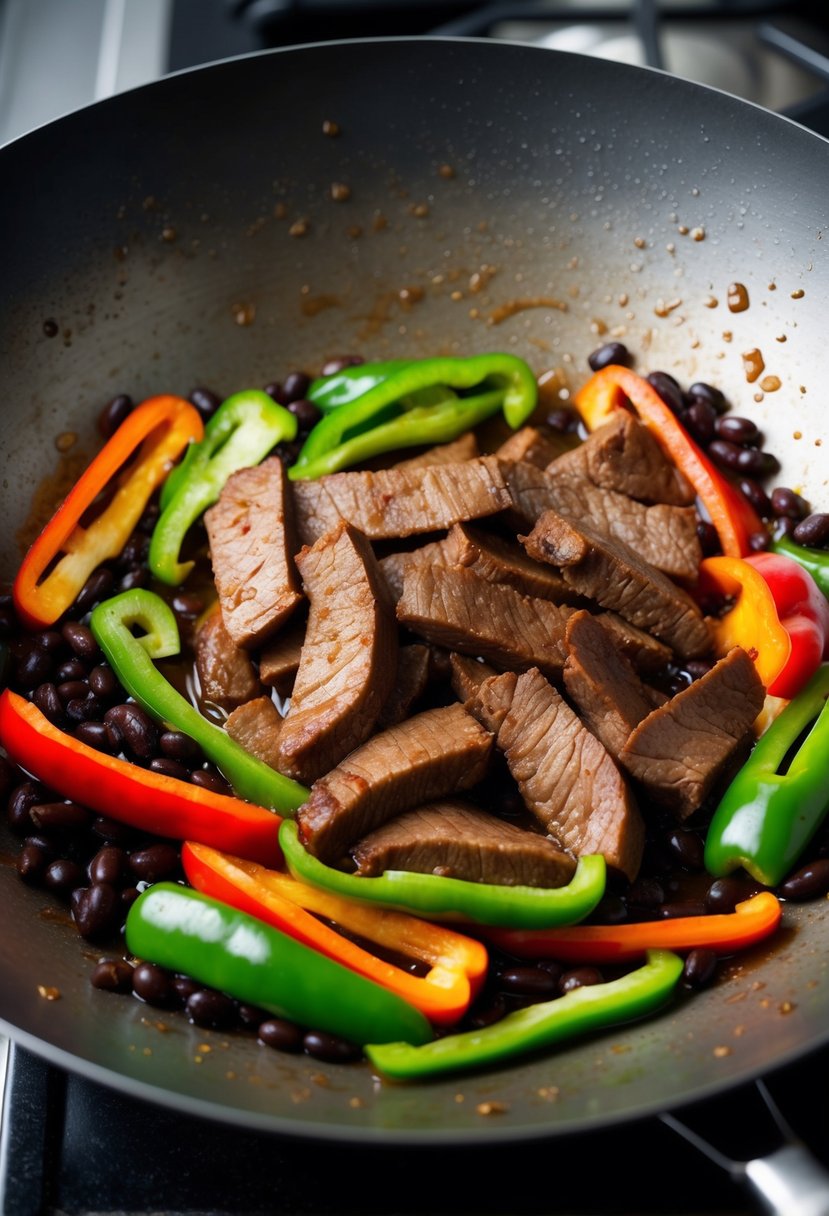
[279,820,606,929]
[704,663,829,886]
[90,589,308,813]
[573,366,762,557]
[366,949,684,1081]
[290,353,538,480]
[182,841,488,1024]
[0,690,282,865]
[126,883,432,1048]
[486,892,781,963]
[149,390,297,585]
[772,534,829,602]
[13,395,203,629]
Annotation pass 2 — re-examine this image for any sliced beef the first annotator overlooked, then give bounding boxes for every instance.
[522,511,711,659]
[352,800,577,887]
[597,612,674,675]
[501,458,564,530]
[550,413,695,506]
[449,653,498,704]
[380,539,453,602]
[296,703,494,863]
[466,667,644,882]
[204,457,303,649]
[619,647,765,819]
[397,562,573,679]
[276,521,397,784]
[258,619,305,697]
[393,432,479,470]
[449,523,576,603]
[292,456,511,545]
[377,644,431,729]
[225,696,283,770]
[496,426,563,470]
[195,608,263,711]
[563,610,654,757]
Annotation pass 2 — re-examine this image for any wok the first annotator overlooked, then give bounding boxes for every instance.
[1,35,828,1161]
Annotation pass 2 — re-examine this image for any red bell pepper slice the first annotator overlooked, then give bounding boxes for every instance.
[182,841,488,1025]
[13,395,203,629]
[573,366,762,558]
[0,690,280,866]
[699,553,829,700]
[485,892,781,963]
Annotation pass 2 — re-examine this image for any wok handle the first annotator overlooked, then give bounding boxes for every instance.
[743,1144,829,1216]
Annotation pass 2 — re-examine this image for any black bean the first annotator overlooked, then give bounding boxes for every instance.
[497,966,559,998]
[770,486,809,521]
[17,843,48,884]
[191,769,231,796]
[132,961,173,1006]
[0,756,17,802]
[696,519,721,557]
[320,355,364,377]
[749,531,771,552]
[43,858,85,897]
[91,815,134,845]
[684,400,716,446]
[739,479,773,519]
[35,630,67,655]
[688,382,727,414]
[189,387,222,420]
[535,960,565,985]
[128,843,179,883]
[171,592,203,619]
[646,371,684,415]
[660,900,708,919]
[627,878,665,909]
[7,781,45,832]
[708,438,743,471]
[587,894,627,925]
[778,859,829,901]
[792,513,829,549]
[34,682,65,724]
[706,875,759,914]
[560,967,603,994]
[283,371,312,402]
[303,1030,362,1064]
[685,659,714,681]
[588,341,632,372]
[98,394,134,439]
[24,833,57,857]
[275,440,302,468]
[74,721,113,752]
[57,679,89,705]
[61,622,100,659]
[148,756,190,782]
[116,533,149,570]
[89,845,129,887]
[104,703,158,758]
[263,381,288,405]
[683,949,718,989]
[66,694,103,724]
[118,568,148,592]
[776,516,797,538]
[89,665,119,700]
[466,995,508,1029]
[137,504,160,535]
[120,887,140,913]
[31,801,92,831]
[237,1003,269,1030]
[56,658,87,682]
[715,415,759,445]
[258,1018,304,1052]
[170,975,202,1007]
[73,568,115,614]
[664,829,704,870]
[288,398,321,433]
[186,988,237,1030]
[160,730,202,763]
[545,407,580,434]
[91,958,134,992]
[15,645,53,689]
[736,448,780,480]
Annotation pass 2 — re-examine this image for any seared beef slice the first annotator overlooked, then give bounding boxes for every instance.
[550,413,695,506]
[292,456,511,544]
[258,618,305,697]
[225,697,283,770]
[276,521,397,784]
[352,801,576,887]
[377,644,431,729]
[195,608,262,710]
[466,668,644,881]
[523,511,710,659]
[496,426,564,470]
[204,457,303,649]
[393,432,479,470]
[296,704,493,862]
[619,647,765,819]
[563,610,654,756]
[449,523,575,603]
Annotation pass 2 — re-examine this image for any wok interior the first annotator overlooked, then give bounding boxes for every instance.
[0,38,828,1142]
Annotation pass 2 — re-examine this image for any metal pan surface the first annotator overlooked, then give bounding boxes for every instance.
[0,37,827,1144]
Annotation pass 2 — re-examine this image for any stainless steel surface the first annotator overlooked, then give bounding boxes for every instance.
[744,1147,829,1216]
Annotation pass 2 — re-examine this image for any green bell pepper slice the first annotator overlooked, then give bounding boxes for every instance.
[150,390,297,585]
[308,360,410,413]
[279,820,605,929]
[704,663,829,886]
[90,589,308,814]
[289,353,538,481]
[126,882,432,1047]
[772,534,829,602]
[366,948,683,1080]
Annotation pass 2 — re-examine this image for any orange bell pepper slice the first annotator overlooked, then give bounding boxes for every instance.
[182,841,488,1025]
[13,395,203,629]
[698,556,791,691]
[573,366,762,558]
[485,891,781,963]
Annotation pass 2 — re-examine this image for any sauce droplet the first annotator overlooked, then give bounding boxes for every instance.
[759,375,781,392]
[727,282,750,313]
[791,288,805,299]
[742,348,765,383]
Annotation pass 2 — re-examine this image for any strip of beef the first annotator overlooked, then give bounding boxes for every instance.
[549,412,695,506]
[296,703,494,863]
[397,562,574,679]
[380,538,453,602]
[195,608,263,711]
[563,610,654,757]
[377,644,431,729]
[225,696,283,770]
[496,426,564,470]
[522,511,711,659]
[352,800,577,887]
[276,521,397,784]
[292,456,511,545]
[466,667,644,882]
[258,619,305,697]
[449,523,576,603]
[449,653,498,704]
[597,612,673,675]
[393,432,479,470]
[619,647,765,819]
[204,457,303,649]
